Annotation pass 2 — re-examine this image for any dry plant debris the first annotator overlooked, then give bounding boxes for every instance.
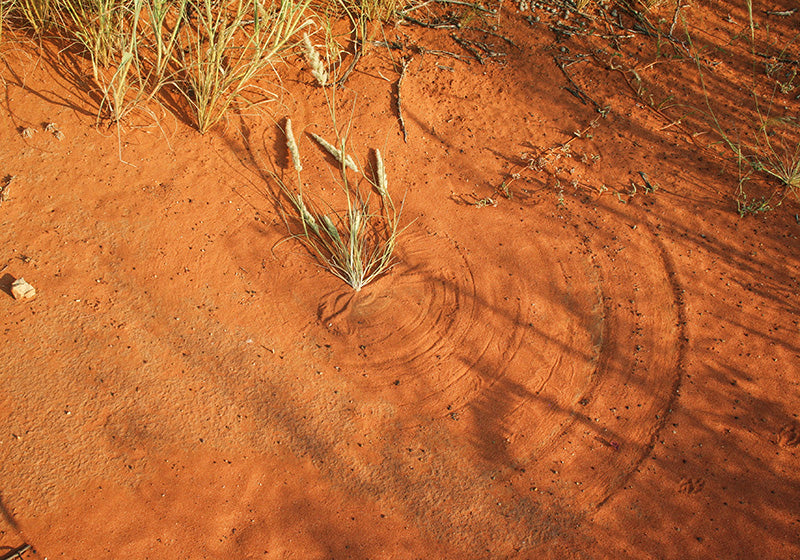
[45,122,65,140]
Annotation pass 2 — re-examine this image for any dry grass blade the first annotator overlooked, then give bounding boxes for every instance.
[16,0,53,35]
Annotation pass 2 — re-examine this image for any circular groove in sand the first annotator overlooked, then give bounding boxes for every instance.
[497,215,686,512]
[0,210,687,558]
[308,230,562,414]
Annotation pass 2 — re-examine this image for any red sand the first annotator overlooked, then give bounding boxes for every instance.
[1,3,799,559]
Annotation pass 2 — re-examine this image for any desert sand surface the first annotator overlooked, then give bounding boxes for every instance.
[1,1,799,558]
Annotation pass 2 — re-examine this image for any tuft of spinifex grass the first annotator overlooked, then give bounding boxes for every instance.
[98,0,143,122]
[178,0,311,134]
[278,124,404,291]
[55,0,172,122]
[753,131,800,194]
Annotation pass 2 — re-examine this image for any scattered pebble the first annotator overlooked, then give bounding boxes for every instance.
[11,278,36,300]
[0,176,13,203]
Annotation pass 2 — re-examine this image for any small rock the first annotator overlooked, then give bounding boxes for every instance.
[45,122,64,140]
[11,278,36,300]
[0,176,12,202]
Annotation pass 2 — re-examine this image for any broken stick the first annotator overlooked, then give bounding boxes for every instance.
[396,58,411,143]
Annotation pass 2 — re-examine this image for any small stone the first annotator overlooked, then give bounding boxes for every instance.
[11,278,36,300]
[45,123,64,140]
[0,176,13,202]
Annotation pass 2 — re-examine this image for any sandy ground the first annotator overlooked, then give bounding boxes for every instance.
[1,2,799,559]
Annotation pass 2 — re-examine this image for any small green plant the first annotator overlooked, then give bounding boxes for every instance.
[736,190,773,217]
[277,118,404,291]
[751,116,800,193]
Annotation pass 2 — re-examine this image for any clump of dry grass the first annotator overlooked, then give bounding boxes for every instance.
[45,0,186,122]
[1,0,313,130]
[277,119,404,291]
[178,0,312,133]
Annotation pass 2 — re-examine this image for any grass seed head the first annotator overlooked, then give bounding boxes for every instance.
[321,214,341,243]
[285,118,303,172]
[310,132,358,173]
[302,33,328,87]
[375,149,388,197]
[296,195,319,234]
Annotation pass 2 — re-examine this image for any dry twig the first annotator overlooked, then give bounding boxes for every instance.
[396,58,411,142]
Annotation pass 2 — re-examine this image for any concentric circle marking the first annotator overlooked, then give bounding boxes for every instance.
[232,207,685,548]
